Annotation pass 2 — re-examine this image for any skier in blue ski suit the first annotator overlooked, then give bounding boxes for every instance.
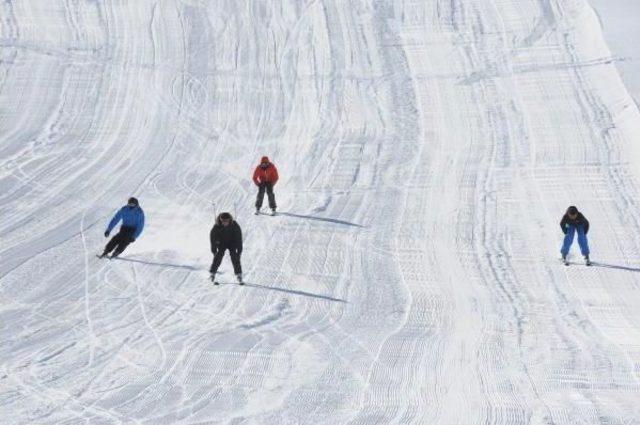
[99,197,145,258]
[560,205,590,264]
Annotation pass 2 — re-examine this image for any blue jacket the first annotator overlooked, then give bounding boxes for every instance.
[106,206,145,239]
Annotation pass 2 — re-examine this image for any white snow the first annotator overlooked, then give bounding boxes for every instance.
[2,0,640,423]
[590,0,640,105]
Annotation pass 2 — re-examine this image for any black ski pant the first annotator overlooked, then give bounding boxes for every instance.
[210,246,242,275]
[255,183,276,209]
[104,226,135,257]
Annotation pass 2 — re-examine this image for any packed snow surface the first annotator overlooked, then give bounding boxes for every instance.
[590,0,640,105]
[2,0,640,423]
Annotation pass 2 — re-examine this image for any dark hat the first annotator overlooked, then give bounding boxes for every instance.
[128,197,139,206]
[219,212,232,220]
[260,156,270,163]
[567,205,578,215]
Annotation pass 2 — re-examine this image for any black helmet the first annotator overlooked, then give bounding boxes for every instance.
[128,197,139,206]
[218,212,232,221]
[567,205,578,215]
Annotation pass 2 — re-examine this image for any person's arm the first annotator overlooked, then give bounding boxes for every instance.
[582,215,590,234]
[107,208,123,233]
[134,209,145,239]
[272,165,279,185]
[236,224,243,254]
[559,215,568,234]
[253,167,261,185]
[210,226,219,253]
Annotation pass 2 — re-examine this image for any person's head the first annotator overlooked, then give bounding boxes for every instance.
[127,197,139,208]
[567,205,578,218]
[260,156,270,169]
[218,212,233,226]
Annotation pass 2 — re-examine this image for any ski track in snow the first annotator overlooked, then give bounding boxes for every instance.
[1,0,640,424]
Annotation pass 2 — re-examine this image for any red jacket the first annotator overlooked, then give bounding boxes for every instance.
[253,162,279,186]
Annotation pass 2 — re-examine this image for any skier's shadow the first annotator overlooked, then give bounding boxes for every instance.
[279,212,366,228]
[242,282,348,303]
[591,262,640,272]
[115,257,201,271]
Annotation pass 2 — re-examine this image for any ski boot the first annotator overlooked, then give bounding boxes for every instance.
[237,273,244,285]
[584,255,592,266]
[97,251,108,259]
[255,207,260,215]
[562,255,569,266]
[210,270,219,285]
[270,208,277,216]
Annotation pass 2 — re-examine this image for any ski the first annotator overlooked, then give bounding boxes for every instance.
[96,254,116,260]
[560,257,593,266]
[97,254,120,260]
[210,273,244,285]
[211,280,244,286]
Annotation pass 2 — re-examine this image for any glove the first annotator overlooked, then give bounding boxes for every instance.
[104,230,110,237]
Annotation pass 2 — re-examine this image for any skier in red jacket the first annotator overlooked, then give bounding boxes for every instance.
[253,156,279,215]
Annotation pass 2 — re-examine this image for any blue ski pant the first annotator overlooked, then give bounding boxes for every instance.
[560,225,590,256]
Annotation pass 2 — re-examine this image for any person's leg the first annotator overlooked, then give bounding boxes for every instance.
[560,225,576,257]
[210,248,226,274]
[103,234,121,255]
[112,228,134,257]
[111,240,131,257]
[266,183,276,210]
[255,185,266,209]
[230,250,242,275]
[577,226,590,256]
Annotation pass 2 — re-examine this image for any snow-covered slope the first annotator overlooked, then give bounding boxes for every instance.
[2,0,640,423]
[590,0,640,106]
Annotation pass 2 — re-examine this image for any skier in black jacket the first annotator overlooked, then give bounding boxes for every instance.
[560,205,591,265]
[209,212,243,284]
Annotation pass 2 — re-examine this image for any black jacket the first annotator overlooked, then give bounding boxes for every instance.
[210,220,243,253]
[560,212,589,234]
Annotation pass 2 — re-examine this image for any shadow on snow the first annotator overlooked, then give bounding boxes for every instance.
[278,211,366,228]
[116,257,347,302]
[114,257,201,271]
[220,282,347,303]
[591,262,640,272]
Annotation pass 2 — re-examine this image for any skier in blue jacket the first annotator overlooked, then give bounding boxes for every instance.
[99,197,145,258]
